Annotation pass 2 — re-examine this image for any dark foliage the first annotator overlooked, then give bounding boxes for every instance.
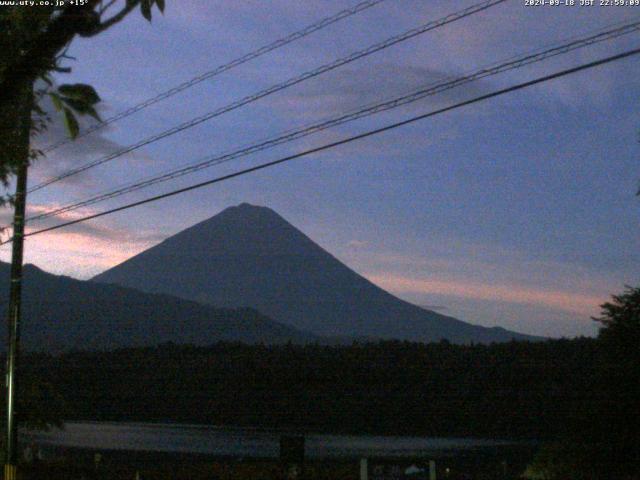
[18,338,597,440]
[525,287,640,479]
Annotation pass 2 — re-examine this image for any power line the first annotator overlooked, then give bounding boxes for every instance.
[6,45,638,244]
[27,0,507,194]
[25,19,640,223]
[39,0,388,154]
[31,0,504,192]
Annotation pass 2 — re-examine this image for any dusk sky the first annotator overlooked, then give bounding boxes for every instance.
[1,0,638,338]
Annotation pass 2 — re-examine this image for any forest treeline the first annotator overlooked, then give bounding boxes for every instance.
[19,338,599,440]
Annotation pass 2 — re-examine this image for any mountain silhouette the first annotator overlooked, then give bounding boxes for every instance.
[94,203,537,343]
[0,261,316,352]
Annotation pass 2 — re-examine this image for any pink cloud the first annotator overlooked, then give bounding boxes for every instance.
[366,273,604,317]
[6,228,157,279]
[0,202,163,279]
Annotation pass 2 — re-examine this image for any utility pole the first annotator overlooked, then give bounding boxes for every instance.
[4,84,32,480]
[4,163,27,480]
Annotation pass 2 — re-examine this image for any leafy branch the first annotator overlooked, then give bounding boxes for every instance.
[0,0,166,194]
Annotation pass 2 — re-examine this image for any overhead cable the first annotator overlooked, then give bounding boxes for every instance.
[28,0,506,193]
[26,19,640,223]
[40,0,389,154]
[6,45,637,244]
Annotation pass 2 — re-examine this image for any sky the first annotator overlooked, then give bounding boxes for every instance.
[1,0,638,338]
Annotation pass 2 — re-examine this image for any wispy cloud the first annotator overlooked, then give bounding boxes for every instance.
[347,239,369,249]
[265,62,487,126]
[419,304,448,312]
[28,92,155,192]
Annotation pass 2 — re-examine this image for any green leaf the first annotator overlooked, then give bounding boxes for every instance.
[57,84,100,105]
[62,107,79,139]
[49,92,63,111]
[156,0,165,13]
[141,0,152,21]
[61,97,102,122]
[86,107,101,122]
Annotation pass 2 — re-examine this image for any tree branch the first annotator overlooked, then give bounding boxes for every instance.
[0,1,102,110]
[88,1,140,37]
[0,0,143,112]
[99,0,118,15]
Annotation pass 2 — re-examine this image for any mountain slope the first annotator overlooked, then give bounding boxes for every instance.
[93,203,538,343]
[0,261,316,352]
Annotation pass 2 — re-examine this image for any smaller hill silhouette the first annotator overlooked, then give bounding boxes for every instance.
[0,262,317,352]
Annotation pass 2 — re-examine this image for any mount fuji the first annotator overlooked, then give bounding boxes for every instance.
[93,203,537,343]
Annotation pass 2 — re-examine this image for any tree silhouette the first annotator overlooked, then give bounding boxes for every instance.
[590,286,640,478]
[593,286,640,361]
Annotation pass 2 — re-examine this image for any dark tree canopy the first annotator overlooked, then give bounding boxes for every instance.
[593,285,640,360]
